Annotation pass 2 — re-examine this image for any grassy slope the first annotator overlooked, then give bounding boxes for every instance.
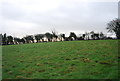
[2,40,118,79]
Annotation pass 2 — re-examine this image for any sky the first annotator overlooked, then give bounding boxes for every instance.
[0,0,119,38]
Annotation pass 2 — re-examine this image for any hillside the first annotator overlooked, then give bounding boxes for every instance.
[2,40,118,79]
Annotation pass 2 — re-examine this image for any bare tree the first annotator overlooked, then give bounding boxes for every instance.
[90,31,95,40]
[85,32,90,40]
[51,28,58,41]
[99,32,105,39]
[106,18,120,39]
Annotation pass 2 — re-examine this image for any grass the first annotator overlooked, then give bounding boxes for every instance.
[2,40,119,79]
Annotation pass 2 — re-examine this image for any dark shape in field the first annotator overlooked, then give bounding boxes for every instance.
[118,56,120,59]
[60,56,64,58]
[12,65,16,68]
[5,69,9,72]
[38,69,45,72]
[19,60,24,62]
[99,61,111,65]
[71,64,76,66]
[72,57,79,60]
[65,58,71,60]
[80,56,85,58]
[26,65,30,67]
[95,61,98,63]
[44,62,49,64]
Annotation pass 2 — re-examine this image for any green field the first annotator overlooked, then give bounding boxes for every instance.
[2,40,119,79]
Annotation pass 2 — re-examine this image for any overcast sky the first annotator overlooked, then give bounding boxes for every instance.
[0,0,119,38]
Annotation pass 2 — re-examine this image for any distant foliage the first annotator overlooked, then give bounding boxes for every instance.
[107,18,120,39]
[69,32,77,40]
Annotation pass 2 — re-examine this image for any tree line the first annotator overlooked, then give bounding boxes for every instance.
[0,31,113,45]
[0,18,120,45]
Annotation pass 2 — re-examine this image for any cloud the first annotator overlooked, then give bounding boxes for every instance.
[0,0,118,37]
